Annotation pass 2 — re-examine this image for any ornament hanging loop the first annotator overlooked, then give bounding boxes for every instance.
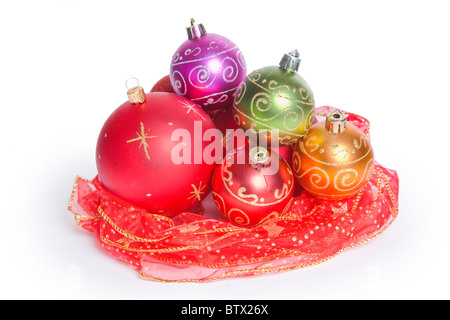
[125,77,146,104]
[249,146,271,170]
[186,18,207,39]
[326,109,348,133]
[125,77,140,90]
[279,49,301,72]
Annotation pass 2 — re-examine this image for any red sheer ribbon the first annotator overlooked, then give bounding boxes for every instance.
[68,107,399,282]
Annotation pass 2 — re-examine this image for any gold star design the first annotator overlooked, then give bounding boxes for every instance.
[261,222,285,237]
[188,181,206,202]
[126,122,157,162]
[179,100,206,121]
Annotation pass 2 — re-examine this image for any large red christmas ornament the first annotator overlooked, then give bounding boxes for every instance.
[292,109,375,200]
[211,146,294,227]
[170,19,246,112]
[96,83,216,216]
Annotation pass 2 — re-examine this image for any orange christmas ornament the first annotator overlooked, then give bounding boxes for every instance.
[292,109,375,200]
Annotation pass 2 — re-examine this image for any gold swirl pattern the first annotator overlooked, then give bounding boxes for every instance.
[268,80,290,92]
[299,88,313,102]
[251,92,272,113]
[292,150,301,177]
[245,70,314,106]
[232,66,315,146]
[220,150,294,207]
[284,110,301,130]
[233,105,307,142]
[228,208,251,226]
[212,191,226,213]
[299,140,373,167]
[222,163,233,185]
[330,144,349,160]
[237,187,259,204]
[334,168,359,190]
[247,71,261,82]
[299,166,331,189]
[250,92,305,131]
[274,183,289,199]
[294,118,375,200]
[304,135,320,153]
[333,159,374,192]
[353,135,367,149]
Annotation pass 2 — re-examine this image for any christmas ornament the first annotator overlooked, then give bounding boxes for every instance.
[212,105,251,156]
[150,75,174,93]
[233,49,315,146]
[269,145,293,166]
[269,144,303,196]
[96,80,216,216]
[70,106,399,282]
[211,146,294,227]
[292,109,375,200]
[170,19,246,111]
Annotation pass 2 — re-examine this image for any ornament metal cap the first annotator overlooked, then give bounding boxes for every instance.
[279,49,301,72]
[249,146,271,170]
[325,109,348,133]
[186,18,207,40]
[126,77,146,104]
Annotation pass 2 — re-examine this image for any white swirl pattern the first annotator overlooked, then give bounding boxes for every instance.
[188,56,239,89]
[171,70,187,95]
[233,82,246,105]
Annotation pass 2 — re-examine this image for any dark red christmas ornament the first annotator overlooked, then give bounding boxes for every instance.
[150,75,174,93]
[96,83,216,217]
[211,146,294,227]
[212,105,251,156]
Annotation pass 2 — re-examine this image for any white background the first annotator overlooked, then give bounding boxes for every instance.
[1,0,449,300]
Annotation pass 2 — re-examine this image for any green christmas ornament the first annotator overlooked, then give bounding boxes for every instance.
[233,49,315,146]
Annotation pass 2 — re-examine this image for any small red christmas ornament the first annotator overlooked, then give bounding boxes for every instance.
[211,146,294,227]
[150,75,174,93]
[96,80,216,216]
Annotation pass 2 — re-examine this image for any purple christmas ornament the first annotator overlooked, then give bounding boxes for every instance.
[170,19,247,111]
